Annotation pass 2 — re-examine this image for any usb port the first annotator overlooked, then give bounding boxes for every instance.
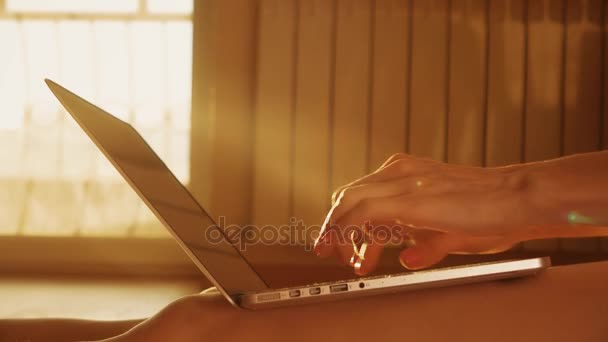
[289,290,301,298]
[330,284,349,293]
[309,287,321,295]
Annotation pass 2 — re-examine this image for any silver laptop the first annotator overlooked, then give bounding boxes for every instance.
[45,79,550,310]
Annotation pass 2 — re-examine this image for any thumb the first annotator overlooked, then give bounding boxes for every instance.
[399,244,448,270]
[398,231,519,270]
[398,231,457,270]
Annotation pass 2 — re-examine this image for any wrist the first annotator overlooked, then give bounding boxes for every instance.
[488,153,608,240]
[492,162,566,239]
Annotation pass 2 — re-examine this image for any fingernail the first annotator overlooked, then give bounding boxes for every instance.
[399,249,421,269]
[314,234,331,257]
[349,254,357,267]
[353,257,364,275]
[314,232,327,246]
[313,242,324,256]
[352,241,369,274]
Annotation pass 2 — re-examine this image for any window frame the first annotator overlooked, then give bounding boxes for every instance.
[0,236,198,276]
[0,0,198,276]
[0,0,191,21]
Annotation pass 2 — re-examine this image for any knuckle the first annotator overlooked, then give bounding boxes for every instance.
[337,186,356,204]
[331,187,344,203]
[387,153,408,162]
[357,198,376,215]
[395,158,412,172]
[336,185,368,210]
[381,153,408,168]
[333,186,355,205]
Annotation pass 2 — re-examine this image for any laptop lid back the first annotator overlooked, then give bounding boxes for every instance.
[45,79,268,302]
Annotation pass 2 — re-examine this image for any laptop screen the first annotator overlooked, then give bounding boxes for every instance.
[46,79,268,295]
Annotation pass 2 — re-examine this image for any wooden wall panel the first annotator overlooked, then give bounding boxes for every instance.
[447,0,487,166]
[524,0,563,163]
[603,0,608,253]
[369,0,411,169]
[252,0,296,226]
[330,0,373,190]
[561,0,604,253]
[369,0,409,169]
[521,0,564,252]
[292,0,333,228]
[190,0,258,226]
[193,0,608,259]
[485,0,526,167]
[605,0,608,151]
[408,0,449,161]
[190,0,214,209]
[563,0,603,157]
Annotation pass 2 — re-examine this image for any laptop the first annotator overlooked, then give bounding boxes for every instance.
[45,79,550,309]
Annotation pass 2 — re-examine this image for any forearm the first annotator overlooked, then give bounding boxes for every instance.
[0,318,142,342]
[526,150,608,222]
[505,150,608,239]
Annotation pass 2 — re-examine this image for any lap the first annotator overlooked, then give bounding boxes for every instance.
[184,261,608,342]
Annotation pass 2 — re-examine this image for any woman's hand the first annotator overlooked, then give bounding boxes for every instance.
[313,153,551,275]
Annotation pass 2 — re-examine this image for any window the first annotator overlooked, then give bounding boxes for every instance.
[0,0,195,274]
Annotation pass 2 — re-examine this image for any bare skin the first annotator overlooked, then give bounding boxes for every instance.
[0,293,219,342]
[314,150,608,275]
[0,318,142,342]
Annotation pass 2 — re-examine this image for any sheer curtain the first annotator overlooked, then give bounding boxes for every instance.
[0,0,192,238]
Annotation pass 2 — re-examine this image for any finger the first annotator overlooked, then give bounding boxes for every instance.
[331,160,405,205]
[352,240,385,276]
[397,230,507,270]
[331,156,418,205]
[330,198,401,265]
[329,177,425,227]
[315,214,372,261]
[335,225,366,266]
[315,226,363,266]
[399,245,448,271]
[352,222,417,275]
[398,232,456,270]
[313,228,334,258]
[314,202,341,257]
[377,152,410,170]
[321,172,408,259]
[334,197,400,234]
